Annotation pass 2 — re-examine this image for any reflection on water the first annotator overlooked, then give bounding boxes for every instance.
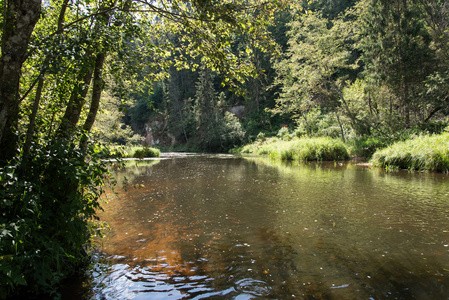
[68,154,449,299]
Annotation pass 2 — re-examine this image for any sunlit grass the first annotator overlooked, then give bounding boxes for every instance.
[241,137,349,161]
[108,145,161,158]
[371,133,449,172]
[130,146,160,158]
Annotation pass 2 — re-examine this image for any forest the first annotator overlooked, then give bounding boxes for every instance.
[117,0,449,155]
[0,0,448,298]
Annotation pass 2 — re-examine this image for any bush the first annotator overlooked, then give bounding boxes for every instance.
[256,132,266,141]
[371,133,449,172]
[0,139,113,298]
[277,126,291,141]
[348,136,388,159]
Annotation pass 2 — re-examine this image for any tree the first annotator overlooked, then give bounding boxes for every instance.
[358,0,438,127]
[0,0,41,161]
[92,90,143,145]
[414,0,449,124]
[273,9,364,139]
[191,67,245,151]
[299,0,358,19]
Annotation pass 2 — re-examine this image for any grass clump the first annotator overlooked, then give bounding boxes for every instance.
[101,145,161,159]
[371,133,449,172]
[242,136,349,161]
[131,146,160,158]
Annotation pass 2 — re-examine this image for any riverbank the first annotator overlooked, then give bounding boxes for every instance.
[237,132,449,172]
[371,133,449,172]
[240,136,349,161]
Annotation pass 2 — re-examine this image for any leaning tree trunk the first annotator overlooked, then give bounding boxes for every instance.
[23,76,45,158]
[0,0,41,162]
[56,58,95,138]
[80,52,106,151]
[57,0,113,140]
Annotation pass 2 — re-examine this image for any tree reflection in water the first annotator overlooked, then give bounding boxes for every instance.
[66,154,449,299]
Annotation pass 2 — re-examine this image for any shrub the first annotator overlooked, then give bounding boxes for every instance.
[348,136,388,159]
[277,127,291,141]
[256,132,266,141]
[0,139,113,298]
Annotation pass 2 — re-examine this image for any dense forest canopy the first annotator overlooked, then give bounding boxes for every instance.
[94,0,449,152]
[1,0,449,297]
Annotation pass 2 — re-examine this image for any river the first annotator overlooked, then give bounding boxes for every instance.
[63,153,449,299]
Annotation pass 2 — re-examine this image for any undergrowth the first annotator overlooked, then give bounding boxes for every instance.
[0,139,117,298]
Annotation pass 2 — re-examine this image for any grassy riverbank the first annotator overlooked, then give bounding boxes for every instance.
[238,131,449,172]
[241,136,349,161]
[371,133,449,172]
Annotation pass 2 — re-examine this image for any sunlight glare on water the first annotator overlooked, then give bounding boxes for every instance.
[70,153,449,299]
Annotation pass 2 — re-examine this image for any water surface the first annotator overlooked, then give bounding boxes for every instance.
[70,153,449,299]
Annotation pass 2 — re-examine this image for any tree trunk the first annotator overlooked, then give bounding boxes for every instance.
[23,75,45,158]
[57,56,95,137]
[336,113,345,143]
[424,105,444,123]
[80,52,106,150]
[57,0,111,139]
[0,0,41,161]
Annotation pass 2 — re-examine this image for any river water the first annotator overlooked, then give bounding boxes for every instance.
[65,153,449,299]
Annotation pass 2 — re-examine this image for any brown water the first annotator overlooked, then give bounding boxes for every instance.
[68,153,449,299]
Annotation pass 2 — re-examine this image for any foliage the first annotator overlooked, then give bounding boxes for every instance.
[277,126,291,140]
[356,0,441,128]
[347,136,388,159]
[273,10,357,117]
[0,139,114,298]
[299,0,358,19]
[92,91,144,145]
[131,147,161,159]
[371,132,449,172]
[242,136,349,161]
[196,109,246,152]
[188,68,246,152]
[291,108,350,139]
[128,82,165,135]
[267,0,449,145]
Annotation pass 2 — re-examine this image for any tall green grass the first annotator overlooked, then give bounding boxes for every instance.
[371,133,449,172]
[130,146,160,158]
[106,145,161,158]
[242,137,349,161]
